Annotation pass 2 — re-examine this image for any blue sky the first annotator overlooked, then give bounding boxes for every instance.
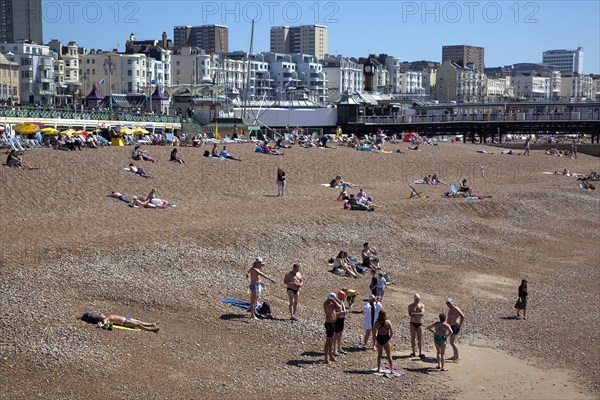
[43,0,599,73]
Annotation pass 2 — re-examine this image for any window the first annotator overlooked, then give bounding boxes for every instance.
[128,70,132,76]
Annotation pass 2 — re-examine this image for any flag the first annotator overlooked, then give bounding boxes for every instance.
[151,79,156,85]
[98,79,105,85]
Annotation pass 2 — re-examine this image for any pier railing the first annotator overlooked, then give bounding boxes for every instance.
[357,112,600,125]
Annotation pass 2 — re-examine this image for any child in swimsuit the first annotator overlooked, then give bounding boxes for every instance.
[427,313,453,371]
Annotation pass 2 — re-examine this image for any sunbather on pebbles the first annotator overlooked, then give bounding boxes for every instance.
[127,163,153,178]
[145,188,176,208]
[132,145,157,163]
[80,312,159,332]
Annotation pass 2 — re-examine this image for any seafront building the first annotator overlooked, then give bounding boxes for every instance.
[174,25,228,54]
[560,74,594,100]
[0,42,55,105]
[442,45,485,72]
[435,60,485,102]
[322,55,364,101]
[0,0,43,45]
[270,25,328,60]
[0,52,20,103]
[542,47,584,75]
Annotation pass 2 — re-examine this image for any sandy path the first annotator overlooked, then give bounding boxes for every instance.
[448,342,595,400]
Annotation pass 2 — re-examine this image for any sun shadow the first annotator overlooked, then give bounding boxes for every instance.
[300,351,323,357]
[344,369,375,375]
[287,359,323,367]
[403,366,433,374]
[262,194,280,197]
[500,316,520,320]
[219,313,248,321]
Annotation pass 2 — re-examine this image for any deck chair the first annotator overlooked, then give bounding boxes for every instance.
[165,133,174,145]
[449,183,458,195]
[409,185,422,198]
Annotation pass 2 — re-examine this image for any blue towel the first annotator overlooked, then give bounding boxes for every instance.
[221,297,251,311]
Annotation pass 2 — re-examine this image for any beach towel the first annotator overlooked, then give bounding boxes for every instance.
[413,180,427,184]
[221,298,251,311]
[465,195,492,200]
[372,367,407,378]
[381,150,392,154]
[112,325,142,331]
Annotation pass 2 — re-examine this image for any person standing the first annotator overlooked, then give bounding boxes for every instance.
[408,293,425,358]
[246,258,276,320]
[323,293,342,364]
[277,167,286,197]
[427,313,453,371]
[373,310,394,373]
[446,298,465,361]
[524,138,530,156]
[333,290,348,356]
[284,263,304,321]
[362,294,383,350]
[515,279,529,320]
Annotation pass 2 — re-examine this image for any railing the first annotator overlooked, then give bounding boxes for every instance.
[0,107,184,124]
[357,112,600,124]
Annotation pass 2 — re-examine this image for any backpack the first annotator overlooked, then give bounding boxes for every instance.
[257,301,271,317]
[203,150,210,157]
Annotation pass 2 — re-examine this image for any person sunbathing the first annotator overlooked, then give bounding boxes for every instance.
[431,174,445,185]
[407,145,419,150]
[129,196,157,208]
[333,251,359,279]
[5,150,37,169]
[170,148,185,164]
[80,312,159,332]
[337,188,349,201]
[109,191,131,203]
[220,146,242,161]
[132,146,157,162]
[459,179,472,196]
[145,188,176,208]
[128,163,153,178]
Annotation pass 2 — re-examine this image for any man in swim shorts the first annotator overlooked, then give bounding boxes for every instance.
[246,257,276,320]
[324,293,342,364]
[284,263,304,321]
[446,298,465,361]
[408,293,425,358]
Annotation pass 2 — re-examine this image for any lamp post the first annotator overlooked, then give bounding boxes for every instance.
[103,55,117,113]
[81,72,88,109]
[6,52,14,105]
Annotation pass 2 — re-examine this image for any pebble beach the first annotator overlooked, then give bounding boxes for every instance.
[1,142,599,399]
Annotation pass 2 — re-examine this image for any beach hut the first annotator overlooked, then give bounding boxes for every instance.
[151,85,170,114]
[85,84,104,107]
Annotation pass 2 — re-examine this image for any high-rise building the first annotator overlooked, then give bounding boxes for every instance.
[542,47,584,75]
[174,25,228,54]
[0,0,43,44]
[442,45,484,72]
[270,25,328,60]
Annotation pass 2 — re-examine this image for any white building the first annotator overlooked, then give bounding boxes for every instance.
[0,41,56,105]
[435,60,484,102]
[322,55,363,101]
[560,74,594,100]
[172,47,212,89]
[399,71,425,98]
[542,47,584,75]
[80,51,147,95]
[290,53,327,102]
[485,75,513,101]
[512,75,550,99]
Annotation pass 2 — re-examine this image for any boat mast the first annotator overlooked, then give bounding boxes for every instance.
[242,20,255,122]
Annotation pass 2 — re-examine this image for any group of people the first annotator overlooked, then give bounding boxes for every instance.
[206,144,242,161]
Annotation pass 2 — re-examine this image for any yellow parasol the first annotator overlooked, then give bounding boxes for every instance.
[13,123,42,134]
[60,128,76,136]
[41,127,59,134]
[119,127,133,135]
[132,127,149,135]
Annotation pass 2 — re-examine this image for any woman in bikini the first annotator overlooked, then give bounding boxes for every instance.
[427,313,453,371]
[80,312,159,332]
[373,310,394,373]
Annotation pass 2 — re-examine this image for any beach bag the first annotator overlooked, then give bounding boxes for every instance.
[333,267,346,276]
[514,298,522,309]
[203,150,210,157]
[257,301,272,318]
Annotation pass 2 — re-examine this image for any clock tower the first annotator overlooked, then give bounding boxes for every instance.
[364,60,375,92]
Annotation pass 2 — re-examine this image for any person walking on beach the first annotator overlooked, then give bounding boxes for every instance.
[277,167,286,197]
[373,310,394,373]
[362,294,383,350]
[284,263,304,321]
[333,290,348,356]
[408,293,425,358]
[446,298,465,361]
[246,258,276,320]
[427,313,453,371]
[515,279,529,320]
[323,293,342,364]
[524,138,530,156]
